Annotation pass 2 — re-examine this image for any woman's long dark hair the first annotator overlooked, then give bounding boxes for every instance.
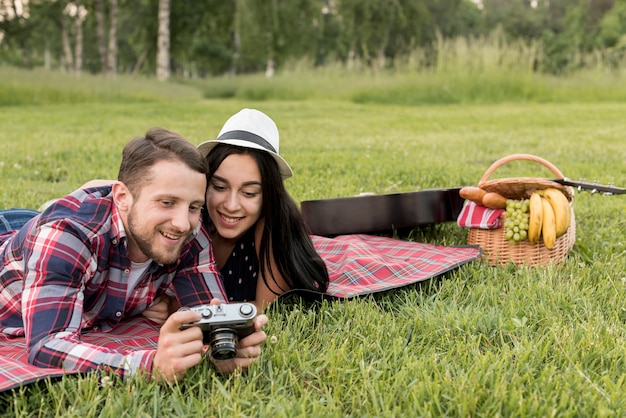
[204,144,329,294]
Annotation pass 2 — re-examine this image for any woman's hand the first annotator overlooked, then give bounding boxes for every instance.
[142,295,175,325]
[209,314,269,375]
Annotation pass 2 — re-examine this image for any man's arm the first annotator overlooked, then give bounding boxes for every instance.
[21,222,154,378]
[152,309,204,382]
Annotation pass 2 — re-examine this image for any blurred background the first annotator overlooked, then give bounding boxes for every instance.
[1,0,625,80]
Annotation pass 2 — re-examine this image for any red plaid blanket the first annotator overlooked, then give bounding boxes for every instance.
[0,234,480,393]
[0,317,160,393]
[309,234,480,298]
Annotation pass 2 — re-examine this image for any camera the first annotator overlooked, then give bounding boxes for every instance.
[179,302,257,360]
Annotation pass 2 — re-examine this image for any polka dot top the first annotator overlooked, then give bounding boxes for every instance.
[219,226,258,302]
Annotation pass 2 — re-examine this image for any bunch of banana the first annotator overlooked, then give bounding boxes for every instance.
[527,188,571,249]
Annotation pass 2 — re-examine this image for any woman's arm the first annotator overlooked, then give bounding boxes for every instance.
[253,219,290,311]
[80,179,116,189]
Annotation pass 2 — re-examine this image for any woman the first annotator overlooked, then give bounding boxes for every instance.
[197,108,329,310]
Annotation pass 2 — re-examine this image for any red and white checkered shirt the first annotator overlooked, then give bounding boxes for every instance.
[0,186,226,378]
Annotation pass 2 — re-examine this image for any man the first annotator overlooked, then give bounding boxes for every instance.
[0,128,268,383]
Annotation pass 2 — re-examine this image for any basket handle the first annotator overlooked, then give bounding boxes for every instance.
[478,153,565,185]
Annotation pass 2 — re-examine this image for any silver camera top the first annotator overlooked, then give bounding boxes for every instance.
[179,302,257,329]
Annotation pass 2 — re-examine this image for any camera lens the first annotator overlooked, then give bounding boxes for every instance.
[209,328,238,360]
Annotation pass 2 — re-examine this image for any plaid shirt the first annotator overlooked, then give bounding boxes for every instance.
[0,186,227,378]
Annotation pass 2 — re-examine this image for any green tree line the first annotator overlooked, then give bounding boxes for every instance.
[1,0,626,78]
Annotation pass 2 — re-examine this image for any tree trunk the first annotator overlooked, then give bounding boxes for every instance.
[229,29,240,76]
[61,15,74,72]
[376,45,386,71]
[157,0,171,81]
[265,57,275,78]
[132,45,152,75]
[44,47,51,70]
[20,41,30,68]
[74,20,82,74]
[230,2,241,76]
[73,1,84,74]
[106,0,118,75]
[95,0,107,73]
[347,43,355,70]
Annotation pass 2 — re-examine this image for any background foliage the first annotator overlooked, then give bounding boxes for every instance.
[2,0,626,77]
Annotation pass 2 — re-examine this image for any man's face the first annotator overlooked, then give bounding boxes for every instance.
[121,160,206,265]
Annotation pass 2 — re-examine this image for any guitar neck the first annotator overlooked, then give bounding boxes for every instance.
[553,178,625,195]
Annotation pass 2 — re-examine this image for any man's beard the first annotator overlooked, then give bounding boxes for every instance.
[126,209,187,265]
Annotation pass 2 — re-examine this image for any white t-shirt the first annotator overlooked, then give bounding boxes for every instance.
[127,260,151,299]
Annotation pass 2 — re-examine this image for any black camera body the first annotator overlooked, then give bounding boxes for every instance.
[179,302,257,360]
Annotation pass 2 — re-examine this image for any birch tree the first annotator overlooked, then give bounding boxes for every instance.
[106,0,117,75]
[95,0,106,72]
[156,0,170,81]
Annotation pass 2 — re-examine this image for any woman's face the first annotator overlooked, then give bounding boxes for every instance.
[206,153,263,243]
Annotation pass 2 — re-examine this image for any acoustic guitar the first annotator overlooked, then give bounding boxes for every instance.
[300,179,624,237]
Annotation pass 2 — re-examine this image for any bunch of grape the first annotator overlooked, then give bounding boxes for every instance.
[504,198,530,244]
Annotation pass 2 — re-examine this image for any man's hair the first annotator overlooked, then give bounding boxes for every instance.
[118,127,208,195]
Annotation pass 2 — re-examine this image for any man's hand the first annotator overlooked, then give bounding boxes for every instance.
[142,295,175,325]
[209,314,269,375]
[152,309,204,383]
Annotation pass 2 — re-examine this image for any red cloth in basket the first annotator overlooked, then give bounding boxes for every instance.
[456,201,504,230]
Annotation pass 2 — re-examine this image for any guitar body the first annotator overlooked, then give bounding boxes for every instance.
[300,187,464,236]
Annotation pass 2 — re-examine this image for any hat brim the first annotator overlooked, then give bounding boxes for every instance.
[197,139,293,179]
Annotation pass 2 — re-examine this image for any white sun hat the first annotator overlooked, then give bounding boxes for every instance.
[197,108,293,179]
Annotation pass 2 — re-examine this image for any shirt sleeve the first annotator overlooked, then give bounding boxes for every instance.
[171,225,228,307]
[21,221,155,379]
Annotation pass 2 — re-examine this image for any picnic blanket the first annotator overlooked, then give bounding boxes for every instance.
[0,234,481,393]
[291,234,481,299]
[0,317,160,393]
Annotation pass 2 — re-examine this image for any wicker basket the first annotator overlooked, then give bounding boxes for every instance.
[467,154,576,267]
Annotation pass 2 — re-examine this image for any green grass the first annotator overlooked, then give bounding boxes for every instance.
[0,66,202,106]
[0,66,625,417]
[177,66,626,106]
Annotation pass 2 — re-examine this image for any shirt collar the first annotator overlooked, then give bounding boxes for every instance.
[110,205,126,245]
